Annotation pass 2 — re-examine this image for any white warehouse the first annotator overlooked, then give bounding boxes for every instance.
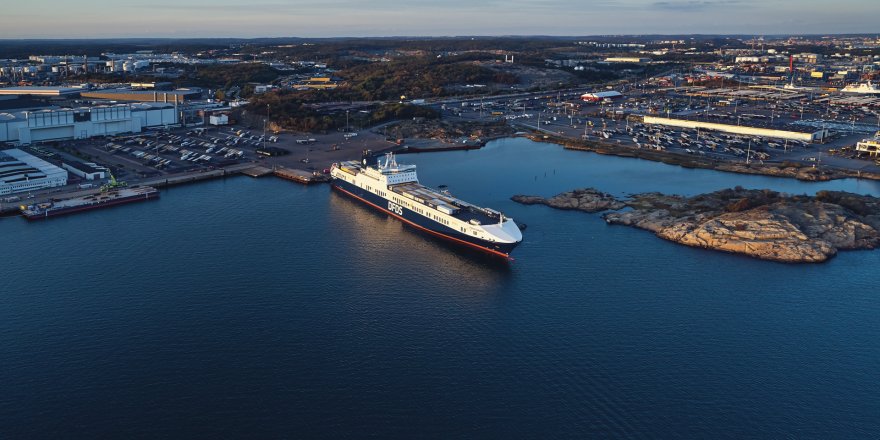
[642,116,828,142]
[0,148,68,195]
[0,103,178,145]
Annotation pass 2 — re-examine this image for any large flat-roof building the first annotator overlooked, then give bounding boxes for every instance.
[0,86,81,97]
[80,88,202,104]
[642,115,828,142]
[581,91,623,102]
[0,148,68,195]
[604,57,651,64]
[0,103,178,145]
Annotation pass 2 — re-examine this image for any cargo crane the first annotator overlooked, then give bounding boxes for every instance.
[100,171,127,192]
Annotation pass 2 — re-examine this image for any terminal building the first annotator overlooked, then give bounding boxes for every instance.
[0,148,68,195]
[0,103,178,145]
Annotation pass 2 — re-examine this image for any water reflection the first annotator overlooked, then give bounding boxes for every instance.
[408,137,880,199]
[327,191,512,302]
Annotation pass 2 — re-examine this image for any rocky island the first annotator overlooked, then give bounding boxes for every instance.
[512,187,880,263]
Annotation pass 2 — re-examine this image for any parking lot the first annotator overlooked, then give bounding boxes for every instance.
[433,86,880,172]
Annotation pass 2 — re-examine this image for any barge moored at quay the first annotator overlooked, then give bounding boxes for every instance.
[21,186,160,220]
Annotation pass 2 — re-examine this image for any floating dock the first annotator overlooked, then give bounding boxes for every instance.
[241,166,273,177]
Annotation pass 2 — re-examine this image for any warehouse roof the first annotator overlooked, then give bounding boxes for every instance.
[0,86,80,96]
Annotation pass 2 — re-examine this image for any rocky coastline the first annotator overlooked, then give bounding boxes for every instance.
[512,187,880,263]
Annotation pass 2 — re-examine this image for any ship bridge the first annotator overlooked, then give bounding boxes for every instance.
[365,153,417,185]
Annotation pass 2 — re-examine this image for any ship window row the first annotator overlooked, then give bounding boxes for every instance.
[429,214,450,226]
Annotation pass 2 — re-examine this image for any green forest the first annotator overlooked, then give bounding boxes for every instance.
[340,57,518,101]
[245,92,439,133]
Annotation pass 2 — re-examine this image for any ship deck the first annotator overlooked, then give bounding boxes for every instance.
[22,186,158,215]
[390,182,499,225]
[334,160,502,226]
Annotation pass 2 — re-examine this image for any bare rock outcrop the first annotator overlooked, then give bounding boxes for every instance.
[513,187,880,263]
[511,188,626,213]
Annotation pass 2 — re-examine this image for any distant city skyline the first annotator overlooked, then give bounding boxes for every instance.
[2,0,879,39]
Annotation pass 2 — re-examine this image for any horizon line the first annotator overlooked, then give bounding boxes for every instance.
[1,32,880,42]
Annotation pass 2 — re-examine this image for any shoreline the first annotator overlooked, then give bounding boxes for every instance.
[4,128,878,220]
[0,163,325,219]
[387,128,880,183]
[522,133,880,183]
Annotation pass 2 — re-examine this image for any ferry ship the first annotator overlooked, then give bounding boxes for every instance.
[841,81,880,94]
[330,152,522,258]
[20,186,159,220]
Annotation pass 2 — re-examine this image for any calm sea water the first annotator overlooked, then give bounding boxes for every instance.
[3,137,879,438]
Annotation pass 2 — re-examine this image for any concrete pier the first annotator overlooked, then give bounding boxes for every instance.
[274,167,330,184]
[241,166,274,177]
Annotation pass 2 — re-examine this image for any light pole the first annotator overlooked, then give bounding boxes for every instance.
[346,110,350,132]
[746,138,752,165]
[262,104,269,150]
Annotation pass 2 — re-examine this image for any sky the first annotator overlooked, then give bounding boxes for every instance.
[2,0,878,39]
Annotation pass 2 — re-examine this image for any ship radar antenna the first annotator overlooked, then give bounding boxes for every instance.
[383,152,397,169]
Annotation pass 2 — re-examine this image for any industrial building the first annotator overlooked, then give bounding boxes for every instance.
[208,114,229,125]
[0,103,179,145]
[856,137,880,157]
[0,148,68,195]
[0,86,82,97]
[604,57,651,64]
[80,88,202,104]
[581,91,623,102]
[291,77,339,90]
[642,115,828,142]
[62,161,108,180]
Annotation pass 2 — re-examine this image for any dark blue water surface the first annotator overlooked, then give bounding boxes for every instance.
[3,138,880,439]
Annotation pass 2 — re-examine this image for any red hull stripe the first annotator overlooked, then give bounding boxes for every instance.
[333,184,513,260]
